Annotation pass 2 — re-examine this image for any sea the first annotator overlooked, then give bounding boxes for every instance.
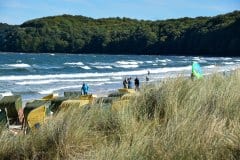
[0,52,240,103]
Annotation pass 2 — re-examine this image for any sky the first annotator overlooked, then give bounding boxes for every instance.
[0,0,240,25]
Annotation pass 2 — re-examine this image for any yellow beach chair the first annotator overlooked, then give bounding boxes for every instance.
[41,93,58,100]
[118,88,135,94]
[60,100,90,110]
[27,106,46,130]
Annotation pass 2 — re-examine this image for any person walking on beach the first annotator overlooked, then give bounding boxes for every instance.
[146,76,149,82]
[146,70,150,82]
[134,77,140,91]
[148,70,150,75]
[81,82,89,95]
[127,77,133,89]
[123,78,128,88]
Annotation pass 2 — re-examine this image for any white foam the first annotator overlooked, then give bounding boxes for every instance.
[50,54,55,56]
[222,57,232,60]
[39,85,81,94]
[64,62,84,66]
[112,77,123,80]
[145,61,153,64]
[223,62,235,65]
[193,57,201,61]
[156,59,167,63]
[6,63,31,68]
[89,82,105,86]
[94,66,113,69]
[0,66,193,81]
[0,92,13,97]
[204,65,216,69]
[81,66,91,70]
[16,78,110,85]
[116,64,139,68]
[116,60,143,65]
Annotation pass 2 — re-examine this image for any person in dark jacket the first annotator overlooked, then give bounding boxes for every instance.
[127,77,133,89]
[81,82,89,95]
[134,77,140,91]
[123,78,128,88]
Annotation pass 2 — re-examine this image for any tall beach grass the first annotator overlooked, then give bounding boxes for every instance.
[0,70,240,159]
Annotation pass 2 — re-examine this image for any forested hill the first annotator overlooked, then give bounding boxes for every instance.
[0,11,240,56]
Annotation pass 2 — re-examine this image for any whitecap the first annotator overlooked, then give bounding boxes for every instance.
[0,66,193,81]
[115,64,139,68]
[64,62,84,66]
[116,60,143,65]
[223,62,235,65]
[193,57,201,61]
[204,65,216,69]
[145,61,153,64]
[39,85,81,94]
[81,66,91,70]
[6,63,31,68]
[16,78,110,85]
[156,59,171,63]
[221,57,232,60]
[0,92,13,97]
[94,66,113,69]
[111,77,122,80]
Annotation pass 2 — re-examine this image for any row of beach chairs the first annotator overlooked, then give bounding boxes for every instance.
[0,89,136,134]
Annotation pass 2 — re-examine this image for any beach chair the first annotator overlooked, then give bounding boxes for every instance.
[27,106,46,130]
[0,95,22,125]
[60,100,90,110]
[0,108,8,127]
[23,100,50,132]
[41,93,58,100]
[118,88,135,94]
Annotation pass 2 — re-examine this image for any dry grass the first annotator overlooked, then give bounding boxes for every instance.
[0,70,240,159]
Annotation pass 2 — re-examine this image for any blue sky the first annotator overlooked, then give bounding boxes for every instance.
[0,0,239,24]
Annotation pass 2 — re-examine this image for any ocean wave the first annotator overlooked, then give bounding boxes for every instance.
[115,64,139,68]
[0,66,194,81]
[93,66,113,69]
[145,61,153,64]
[81,66,91,70]
[204,65,216,69]
[221,57,232,60]
[32,64,64,70]
[16,78,111,85]
[39,85,81,94]
[64,62,84,66]
[0,92,13,97]
[193,57,201,61]
[116,60,143,65]
[5,63,31,68]
[156,59,167,63]
[223,62,235,65]
[111,77,122,80]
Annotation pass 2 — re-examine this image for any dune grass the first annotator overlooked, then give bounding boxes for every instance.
[0,70,240,159]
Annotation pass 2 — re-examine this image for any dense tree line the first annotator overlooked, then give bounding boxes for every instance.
[0,11,240,56]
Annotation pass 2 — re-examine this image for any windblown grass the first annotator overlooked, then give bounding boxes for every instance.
[0,70,240,159]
